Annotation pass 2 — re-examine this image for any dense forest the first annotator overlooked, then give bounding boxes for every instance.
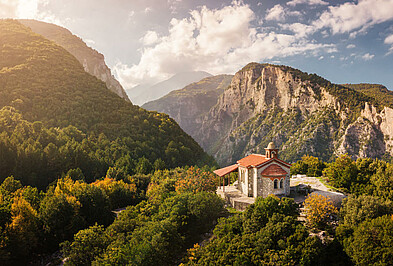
[0,166,223,264]
[2,155,392,265]
[0,19,215,189]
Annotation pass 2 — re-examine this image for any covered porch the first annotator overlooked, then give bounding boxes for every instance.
[214,164,255,211]
[213,164,238,193]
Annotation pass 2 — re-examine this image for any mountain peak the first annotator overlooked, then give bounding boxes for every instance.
[18,19,130,101]
[127,70,212,105]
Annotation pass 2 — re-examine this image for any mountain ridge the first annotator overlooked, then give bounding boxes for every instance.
[143,74,233,137]
[144,62,393,165]
[18,19,130,101]
[128,71,212,105]
[0,19,215,187]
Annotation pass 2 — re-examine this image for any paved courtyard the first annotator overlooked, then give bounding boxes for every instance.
[217,176,346,210]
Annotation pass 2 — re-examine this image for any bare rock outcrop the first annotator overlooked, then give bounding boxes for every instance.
[195,63,393,165]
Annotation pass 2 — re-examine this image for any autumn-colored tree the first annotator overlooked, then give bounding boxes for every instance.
[175,167,217,194]
[7,196,40,257]
[304,194,337,228]
[92,177,137,209]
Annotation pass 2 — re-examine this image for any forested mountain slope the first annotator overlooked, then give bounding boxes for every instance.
[143,74,233,137]
[0,19,215,188]
[342,83,393,109]
[19,19,130,101]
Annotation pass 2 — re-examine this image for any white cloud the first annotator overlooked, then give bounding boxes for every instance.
[0,0,18,18]
[265,4,301,21]
[114,2,335,88]
[385,34,393,44]
[281,22,314,37]
[266,5,286,21]
[140,30,159,45]
[346,44,356,49]
[319,55,324,60]
[0,0,61,25]
[287,0,329,7]
[0,0,39,18]
[385,34,393,54]
[313,0,393,35]
[361,53,375,60]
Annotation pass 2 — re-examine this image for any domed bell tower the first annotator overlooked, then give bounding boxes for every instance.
[265,142,278,159]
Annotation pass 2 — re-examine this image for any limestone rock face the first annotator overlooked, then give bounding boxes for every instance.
[142,62,393,165]
[194,63,393,165]
[19,19,130,101]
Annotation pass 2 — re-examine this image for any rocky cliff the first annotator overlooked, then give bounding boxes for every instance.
[196,63,393,165]
[150,63,392,165]
[19,19,130,101]
[143,74,233,137]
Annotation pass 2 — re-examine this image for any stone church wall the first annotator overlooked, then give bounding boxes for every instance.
[238,161,291,199]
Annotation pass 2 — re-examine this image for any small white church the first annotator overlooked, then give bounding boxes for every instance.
[214,142,291,198]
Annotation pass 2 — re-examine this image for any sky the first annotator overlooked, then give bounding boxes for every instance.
[1,0,393,90]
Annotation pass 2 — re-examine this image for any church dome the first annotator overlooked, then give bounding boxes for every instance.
[267,142,276,149]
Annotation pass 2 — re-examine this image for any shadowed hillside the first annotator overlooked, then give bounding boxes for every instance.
[0,19,215,188]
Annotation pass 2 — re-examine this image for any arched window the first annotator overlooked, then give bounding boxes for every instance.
[280,179,284,189]
[274,179,278,189]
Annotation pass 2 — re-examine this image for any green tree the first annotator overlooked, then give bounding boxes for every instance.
[345,215,393,265]
[136,157,153,175]
[0,177,22,195]
[371,163,393,200]
[323,154,358,191]
[153,158,166,171]
[291,155,326,177]
[340,195,393,226]
[66,168,85,181]
[105,167,127,181]
[7,196,41,257]
[39,193,84,245]
[62,224,109,266]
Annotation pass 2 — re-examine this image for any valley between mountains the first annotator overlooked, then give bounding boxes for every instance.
[144,63,393,165]
[1,17,393,266]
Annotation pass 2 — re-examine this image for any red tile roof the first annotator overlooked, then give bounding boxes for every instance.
[261,164,288,177]
[213,164,238,177]
[237,154,270,167]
